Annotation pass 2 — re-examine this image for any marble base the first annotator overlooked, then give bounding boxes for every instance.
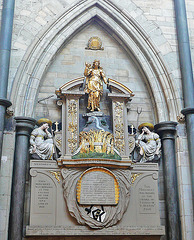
[28,160,165,237]
[82,112,104,117]
[26,225,165,236]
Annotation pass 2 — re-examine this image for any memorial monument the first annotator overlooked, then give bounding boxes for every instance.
[27,60,164,238]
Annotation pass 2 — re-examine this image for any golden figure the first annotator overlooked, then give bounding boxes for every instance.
[78,129,116,154]
[84,60,108,111]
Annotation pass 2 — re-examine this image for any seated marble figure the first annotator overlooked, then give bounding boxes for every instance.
[135,122,161,162]
[29,118,54,160]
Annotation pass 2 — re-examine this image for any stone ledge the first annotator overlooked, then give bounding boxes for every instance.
[30,160,58,168]
[26,225,165,236]
[131,163,159,171]
[57,158,132,168]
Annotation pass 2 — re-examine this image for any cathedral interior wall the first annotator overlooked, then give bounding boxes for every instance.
[34,23,155,125]
[0,0,193,240]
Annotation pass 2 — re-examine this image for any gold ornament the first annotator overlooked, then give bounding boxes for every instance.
[37,118,52,127]
[131,173,142,184]
[138,122,154,131]
[85,36,104,50]
[79,130,114,154]
[67,99,78,153]
[113,101,125,154]
[50,171,61,183]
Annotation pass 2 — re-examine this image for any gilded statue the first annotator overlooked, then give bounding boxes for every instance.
[84,60,108,111]
[72,116,121,159]
[135,123,161,162]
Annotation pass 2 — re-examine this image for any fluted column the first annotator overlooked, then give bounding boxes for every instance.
[155,121,181,240]
[8,117,36,240]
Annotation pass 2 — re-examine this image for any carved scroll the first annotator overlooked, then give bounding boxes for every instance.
[61,167,131,229]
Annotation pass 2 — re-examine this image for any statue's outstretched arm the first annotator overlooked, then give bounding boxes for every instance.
[101,70,108,84]
[84,62,91,76]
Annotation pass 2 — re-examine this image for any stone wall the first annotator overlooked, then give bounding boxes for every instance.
[0,1,192,99]
[0,132,15,240]
[35,23,154,126]
[0,0,193,240]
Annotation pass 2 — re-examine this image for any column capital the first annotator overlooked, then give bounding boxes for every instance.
[0,98,12,107]
[181,107,194,115]
[14,116,36,136]
[59,90,85,99]
[154,121,178,140]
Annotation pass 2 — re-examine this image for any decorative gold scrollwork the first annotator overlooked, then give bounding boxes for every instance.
[113,101,125,154]
[131,173,142,184]
[67,99,78,153]
[50,171,61,183]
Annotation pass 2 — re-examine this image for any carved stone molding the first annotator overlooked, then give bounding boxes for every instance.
[113,101,125,155]
[61,167,131,229]
[177,112,185,123]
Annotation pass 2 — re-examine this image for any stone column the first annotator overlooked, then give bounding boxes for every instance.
[0,0,15,162]
[154,121,181,240]
[181,108,194,202]
[174,0,194,203]
[0,99,12,161]
[8,117,36,240]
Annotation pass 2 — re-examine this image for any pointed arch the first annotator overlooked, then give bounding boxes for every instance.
[11,0,180,121]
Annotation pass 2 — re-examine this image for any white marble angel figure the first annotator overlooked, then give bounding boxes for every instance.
[29,118,54,160]
[135,123,161,162]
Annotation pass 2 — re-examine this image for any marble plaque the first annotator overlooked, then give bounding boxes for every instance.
[138,184,156,214]
[28,161,164,236]
[34,179,53,213]
[77,168,119,205]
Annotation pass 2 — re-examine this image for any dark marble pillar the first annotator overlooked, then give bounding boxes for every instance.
[174,0,194,205]
[8,117,36,240]
[155,121,181,240]
[0,99,12,162]
[181,108,194,203]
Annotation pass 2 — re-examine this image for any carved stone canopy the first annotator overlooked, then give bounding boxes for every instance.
[56,77,134,98]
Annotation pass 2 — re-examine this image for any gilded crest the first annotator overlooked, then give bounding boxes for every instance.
[85,36,104,50]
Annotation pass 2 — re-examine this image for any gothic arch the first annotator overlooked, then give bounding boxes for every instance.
[11,0,180,121]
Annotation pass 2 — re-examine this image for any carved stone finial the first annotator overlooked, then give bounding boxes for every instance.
[6,107,14,117]
[177,112,185,123]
